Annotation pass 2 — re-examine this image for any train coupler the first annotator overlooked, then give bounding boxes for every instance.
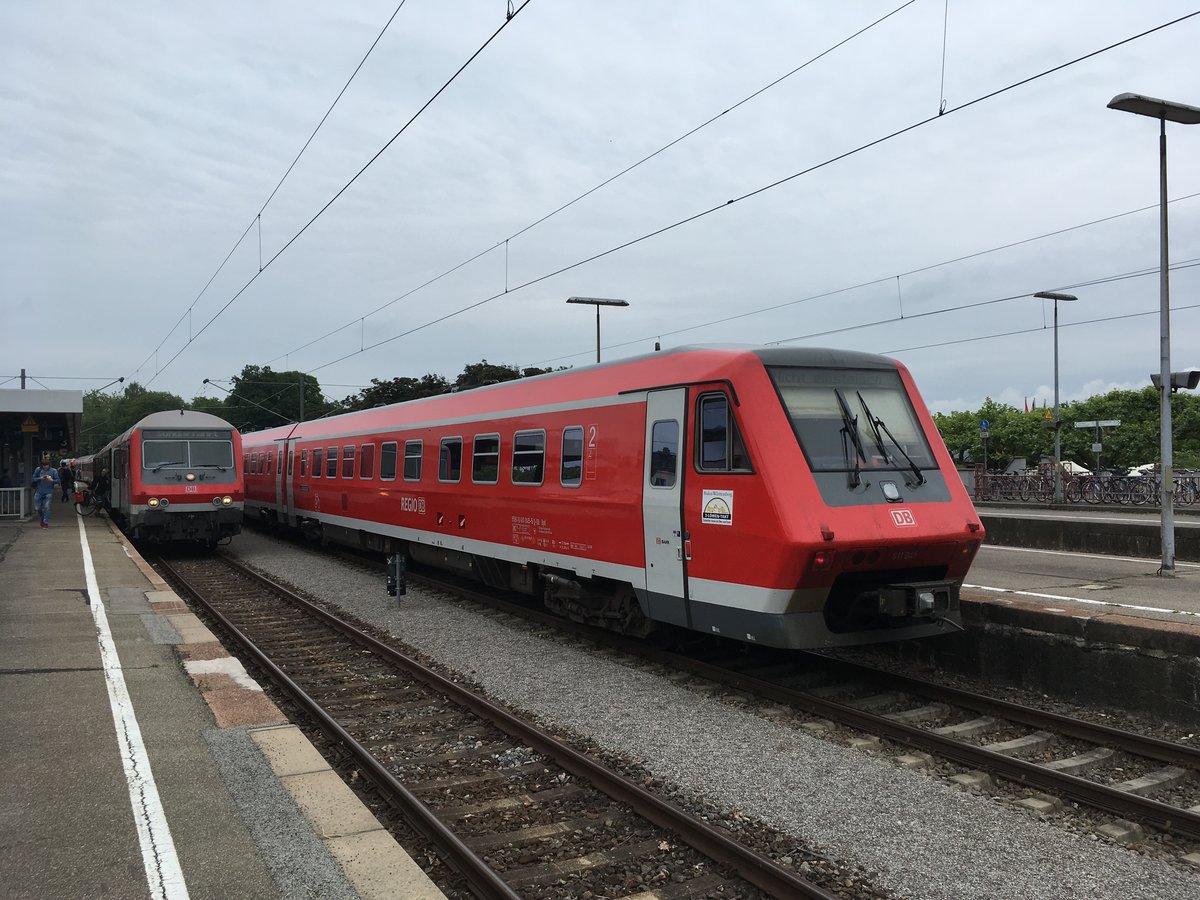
[877,580,955,618]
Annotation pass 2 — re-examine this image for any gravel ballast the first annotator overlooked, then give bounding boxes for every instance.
[227,530,1198,900]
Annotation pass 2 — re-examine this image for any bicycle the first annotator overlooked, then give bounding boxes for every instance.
[75,488,104,517]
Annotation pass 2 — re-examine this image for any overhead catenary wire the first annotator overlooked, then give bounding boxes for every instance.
[130,0,412,386]
[531,190,1200,365]
[266,0,920,367]
[301,10,1200,377]
[143,0,534,389]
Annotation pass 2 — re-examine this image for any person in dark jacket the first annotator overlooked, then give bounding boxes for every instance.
[58,462,75,502]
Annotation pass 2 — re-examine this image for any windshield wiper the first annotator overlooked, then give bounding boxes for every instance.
[152,461,186,472]
[194,464,228,471]
[857,391,925,487]
[835,389,866,488]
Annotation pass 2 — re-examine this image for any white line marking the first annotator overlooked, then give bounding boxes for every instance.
[963,582,1200,618]
[78,517,190,899]
[980,544,1200,569]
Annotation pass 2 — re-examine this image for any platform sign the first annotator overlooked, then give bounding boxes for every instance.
[20,416,37,433]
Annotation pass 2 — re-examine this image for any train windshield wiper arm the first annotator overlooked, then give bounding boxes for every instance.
[152,461,186,472]
[194,464,228,470]
[835,389,866,488]
[856,392,925,487]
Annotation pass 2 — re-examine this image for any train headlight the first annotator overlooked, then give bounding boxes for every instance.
[148,498,159,507]
[159,498,169,508]
[185,472,196,481]
[213,496,233,506]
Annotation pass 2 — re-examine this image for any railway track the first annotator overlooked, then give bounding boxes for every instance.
[155,551,860,900]
[313,544,1200,853]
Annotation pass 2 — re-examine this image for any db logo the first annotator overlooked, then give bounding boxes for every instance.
[890,509,917,527]
[185,485,198,493]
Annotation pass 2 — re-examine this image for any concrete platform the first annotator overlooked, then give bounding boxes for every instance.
[0,511,443,900]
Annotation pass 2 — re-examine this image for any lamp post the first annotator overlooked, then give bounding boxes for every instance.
[566,296,629,363]
[1033,291,1077,504]
[1108,92,1200,576]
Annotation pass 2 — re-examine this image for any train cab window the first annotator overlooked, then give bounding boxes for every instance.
[380,442,398,480]
[767,366,936,475]
[439,438,462,482]
[300,449,308,477]
[649,420,679,487]
[326,446,339,478]
[342,445,355,479]
[512,430,545,485]
[472,434,500,484]
[312,448,323,478]
[403,441,422,481]
[697,394,751,472]
[561,426,584,487]
[359,444,374,479]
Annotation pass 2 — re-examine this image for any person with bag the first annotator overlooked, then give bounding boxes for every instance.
[32,458,59,528]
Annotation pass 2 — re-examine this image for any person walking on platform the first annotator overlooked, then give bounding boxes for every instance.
[58,461,75,502]
[32,459,59,528]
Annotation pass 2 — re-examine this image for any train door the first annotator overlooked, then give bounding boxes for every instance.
[641,389,689,627]
[275,440,289,523]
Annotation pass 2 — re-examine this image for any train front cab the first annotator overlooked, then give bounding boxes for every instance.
[128,425,243,545]
[635,356,982,649]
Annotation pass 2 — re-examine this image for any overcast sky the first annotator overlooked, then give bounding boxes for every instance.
[4,1,1199,417]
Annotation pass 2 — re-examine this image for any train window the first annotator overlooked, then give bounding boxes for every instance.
[288,451,294,476]
[439,438,462,483]
[767,366,936,474]
[697,394,752,473]
[267,450,274,475]
[342,445,355,479]
[561,426,584,487]
[243,453,249,473]
[253,452,260,475]
[326,446,339,478]
[300,449,308,477]
[512,430,545,485]
[312,448,323,478]
[403,441,422,481]
[380,442,398,480]
[649,421,679,487]
[472,434,500,484]
[359,444,374,479]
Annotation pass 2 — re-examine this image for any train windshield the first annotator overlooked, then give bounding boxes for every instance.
[768,367,935,476]
[142,429,235,470]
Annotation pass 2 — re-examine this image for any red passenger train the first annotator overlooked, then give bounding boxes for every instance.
[242,346,983,648]
[76,410,244,546]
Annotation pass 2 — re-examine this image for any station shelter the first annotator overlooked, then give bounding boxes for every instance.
[0,384,83,519]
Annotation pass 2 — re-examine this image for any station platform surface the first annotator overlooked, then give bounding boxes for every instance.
[969,502,1200,655]
[0,511,442,900]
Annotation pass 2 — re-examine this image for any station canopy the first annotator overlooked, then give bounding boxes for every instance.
[0,389,84,461]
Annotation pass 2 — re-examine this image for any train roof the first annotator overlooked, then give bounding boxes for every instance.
[130,410,239,431]
[243,345,904,442]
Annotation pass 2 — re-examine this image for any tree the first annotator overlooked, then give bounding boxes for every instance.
[217,366,332,433]
[80,382,185,452]
[342,374,451,412]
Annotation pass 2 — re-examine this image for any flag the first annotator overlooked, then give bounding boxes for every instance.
[1024,397,1029,413]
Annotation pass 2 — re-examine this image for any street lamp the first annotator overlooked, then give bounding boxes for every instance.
[566,296,629,363]
[1108,92,1200,576]
[1033,291,1077,504]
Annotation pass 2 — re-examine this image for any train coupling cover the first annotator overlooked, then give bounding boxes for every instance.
[877,580,955,618]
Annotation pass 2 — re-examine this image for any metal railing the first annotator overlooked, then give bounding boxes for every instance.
[0,487,27,519]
